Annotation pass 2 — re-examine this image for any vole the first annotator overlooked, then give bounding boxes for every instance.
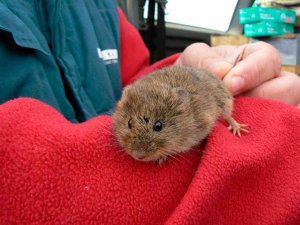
[112,65,248,164]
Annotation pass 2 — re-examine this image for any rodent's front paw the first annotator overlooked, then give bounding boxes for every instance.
[225,115,249,137]
[155,156,168,165]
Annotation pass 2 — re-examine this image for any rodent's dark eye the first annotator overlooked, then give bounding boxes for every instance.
[128,119,132,129]
[153,120,163,132]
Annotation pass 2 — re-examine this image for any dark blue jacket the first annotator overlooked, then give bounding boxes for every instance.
[0,0,122,122]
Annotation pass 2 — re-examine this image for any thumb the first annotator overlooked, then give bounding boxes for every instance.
[223,42,281,95]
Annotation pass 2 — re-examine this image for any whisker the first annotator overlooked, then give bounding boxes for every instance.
[115,149,125,153]
[173,152,188,162]
[99,126,114,135]
[99,141,120,149]
[167,154,182,163]
[159,149,183,164]
[162,146,191,163]
[110,150,127,160]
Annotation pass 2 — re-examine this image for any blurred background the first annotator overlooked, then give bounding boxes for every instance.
[118,0,300,75]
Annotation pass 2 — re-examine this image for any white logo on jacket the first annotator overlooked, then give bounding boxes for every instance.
[97,48,118,64]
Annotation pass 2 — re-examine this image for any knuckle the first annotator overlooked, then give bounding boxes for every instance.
[289,74,300,92]
[261,42,281,77]
[282,72,300,103]
[255,41,282,66]
[185,43,210,52]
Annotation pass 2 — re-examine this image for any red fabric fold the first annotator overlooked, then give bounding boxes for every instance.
[1,97,300,225]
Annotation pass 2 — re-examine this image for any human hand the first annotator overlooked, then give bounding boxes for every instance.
[175,42,300,107]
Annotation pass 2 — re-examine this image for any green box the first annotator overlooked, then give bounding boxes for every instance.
[239,7,296,24]
[244,21,294,37]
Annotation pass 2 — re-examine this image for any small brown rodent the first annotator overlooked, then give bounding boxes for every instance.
[112,65,248,164]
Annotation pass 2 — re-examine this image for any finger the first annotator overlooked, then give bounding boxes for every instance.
[244,71,300,106]
[223,42,281,95]
[176,43,234,78]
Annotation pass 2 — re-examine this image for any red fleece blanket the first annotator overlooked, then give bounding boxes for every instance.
[1,97,300,225]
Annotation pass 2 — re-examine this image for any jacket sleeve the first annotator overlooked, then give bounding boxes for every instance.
[117,8,181,87]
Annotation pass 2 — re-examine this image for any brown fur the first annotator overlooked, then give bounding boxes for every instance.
[112,65,244,164]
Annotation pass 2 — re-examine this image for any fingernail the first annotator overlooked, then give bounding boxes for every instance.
[231,76,245,95]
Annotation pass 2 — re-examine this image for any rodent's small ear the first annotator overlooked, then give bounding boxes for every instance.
[116,85,132,109]
[172,87,189,105]
[122,85,131,98]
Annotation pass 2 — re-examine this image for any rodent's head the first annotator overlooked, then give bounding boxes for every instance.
[112,83,198,163]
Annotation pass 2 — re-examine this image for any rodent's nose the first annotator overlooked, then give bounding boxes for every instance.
[137,156,145,160]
